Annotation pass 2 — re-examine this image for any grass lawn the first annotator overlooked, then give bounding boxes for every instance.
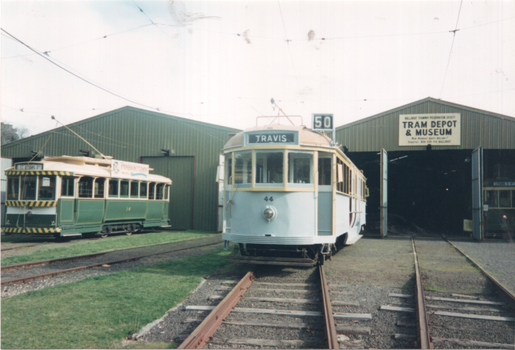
[1,230,218,266]
[2,249,236,349]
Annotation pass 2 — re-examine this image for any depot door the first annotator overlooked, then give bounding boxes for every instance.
[472,147,483,240]
[142,156,195,230]
[380,149,388,238]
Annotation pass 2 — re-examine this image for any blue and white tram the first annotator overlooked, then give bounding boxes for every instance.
[222,123,367,266]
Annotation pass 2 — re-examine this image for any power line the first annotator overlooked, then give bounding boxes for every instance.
[1,28,161,111]
[439,0,464,99]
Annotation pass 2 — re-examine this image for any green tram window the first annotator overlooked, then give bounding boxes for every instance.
[140,182,148,198]
[120,180,129,198]
[156,183,165,200]
[288,152,312,184]
[256,151,283,185]
[7,176,20,200]
[130,181,139,198]
[235,152,252,186]
[485,190,498,207]
[95,178,105,198]
[61,177,75,197]
[21,175,37,200]
[38,176,56,200]
[148,183,155,200]
[78,177,94,198]
[499,190,511,208]
[165,185,169,200]
[109,179,119,197]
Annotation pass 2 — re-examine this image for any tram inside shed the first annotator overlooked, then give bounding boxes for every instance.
[350,149,515,236]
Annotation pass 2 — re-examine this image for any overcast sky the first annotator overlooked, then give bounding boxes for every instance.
[2,0,514,138]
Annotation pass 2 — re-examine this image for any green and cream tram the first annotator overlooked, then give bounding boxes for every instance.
[3,156,171,238]
[222,123,367,265]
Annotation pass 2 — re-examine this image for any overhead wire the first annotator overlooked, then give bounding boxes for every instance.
[439,0,464,99]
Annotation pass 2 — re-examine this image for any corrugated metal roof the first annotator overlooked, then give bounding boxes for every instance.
[335,97,515,152]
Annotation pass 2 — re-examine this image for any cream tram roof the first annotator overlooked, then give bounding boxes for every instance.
[223,124,334,149]
[6,156,171,184]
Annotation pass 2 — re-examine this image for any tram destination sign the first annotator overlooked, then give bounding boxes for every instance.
[247,132,296,144]
[399,113,461,146]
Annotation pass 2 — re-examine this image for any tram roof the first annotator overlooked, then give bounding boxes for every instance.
[6,156,171,184]
[224,124,334,149]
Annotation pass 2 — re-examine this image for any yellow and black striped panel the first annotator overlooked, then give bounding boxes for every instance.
[5,171,74,176]
[5,201,57,207]
[2,227,61,234]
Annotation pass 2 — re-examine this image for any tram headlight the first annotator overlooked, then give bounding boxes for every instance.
[262,206,277,222]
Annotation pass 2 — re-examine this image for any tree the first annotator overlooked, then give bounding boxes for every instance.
[1,122,27,145]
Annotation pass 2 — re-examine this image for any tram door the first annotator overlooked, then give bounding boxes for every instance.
[472,147,483,240]
[380,149,388,238]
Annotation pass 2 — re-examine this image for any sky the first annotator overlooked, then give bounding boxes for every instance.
[2,0,515,138]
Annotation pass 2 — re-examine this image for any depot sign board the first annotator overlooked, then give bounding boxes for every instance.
[399,113,461,146]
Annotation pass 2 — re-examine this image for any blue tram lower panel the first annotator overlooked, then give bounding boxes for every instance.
[223,191,342,245]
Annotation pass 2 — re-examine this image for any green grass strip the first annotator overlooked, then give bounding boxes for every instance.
[2,249,231,349]
[1,231,217,266]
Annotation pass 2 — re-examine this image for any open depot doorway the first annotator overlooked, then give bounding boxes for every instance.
[350,150,473,235]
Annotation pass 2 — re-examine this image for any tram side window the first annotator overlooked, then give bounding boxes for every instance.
[318,154,332,186]
[79,177,94,198]
[148,183,155,200]
[109,179,119,197]
[499,190,511,208]
[120,180,129,198]
[21,175,37,200]
[225,156,233,186]
[130,181,139,198]
[235,152,252,185]
[7,177,20,200]
[336,158,344,192]
[156,184,165,200]
[256,152,283,185]
[288,152,312,184]
[38,176,56,200]
[95,178,105,198]
[165,185,170,200]
[140,182,148,198]
[485,190,498,207]
[61,177,75,197]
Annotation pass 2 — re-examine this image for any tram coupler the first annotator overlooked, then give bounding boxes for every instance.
[320,244,331,255]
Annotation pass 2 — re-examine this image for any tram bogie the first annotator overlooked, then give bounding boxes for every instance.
[222,122,367,266]
[3,156,172,238]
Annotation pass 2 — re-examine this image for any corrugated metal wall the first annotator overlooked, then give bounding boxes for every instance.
[1,107,240,231]
[336,97,515,152]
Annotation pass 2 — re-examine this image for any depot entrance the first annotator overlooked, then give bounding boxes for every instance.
[350,150,473,234]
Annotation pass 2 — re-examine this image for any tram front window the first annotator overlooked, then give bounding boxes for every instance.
[288,152,312,184]
[235,152,252,186]
[21,176,37,200]
[256,152,283,185]
[38,176,56,200]
[7,177,19,200]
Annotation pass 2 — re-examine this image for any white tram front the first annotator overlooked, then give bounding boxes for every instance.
[222,123,367,265]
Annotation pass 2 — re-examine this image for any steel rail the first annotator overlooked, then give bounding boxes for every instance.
[319,265,339,349]
[443,236,515,303]
[1,240,222,285]
[411,238,433,349]
[1,243,42,252]
[2,235,222,272]
[178,271,255,349]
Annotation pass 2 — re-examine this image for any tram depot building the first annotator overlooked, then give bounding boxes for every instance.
[2,97,514,239]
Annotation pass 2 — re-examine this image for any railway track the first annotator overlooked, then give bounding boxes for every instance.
[1,236,223,286]
[175,264,373,349]
[382,236,515,349]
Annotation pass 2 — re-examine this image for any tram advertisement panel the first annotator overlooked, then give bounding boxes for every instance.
[398,113,461,146]
[111,160,149,179]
